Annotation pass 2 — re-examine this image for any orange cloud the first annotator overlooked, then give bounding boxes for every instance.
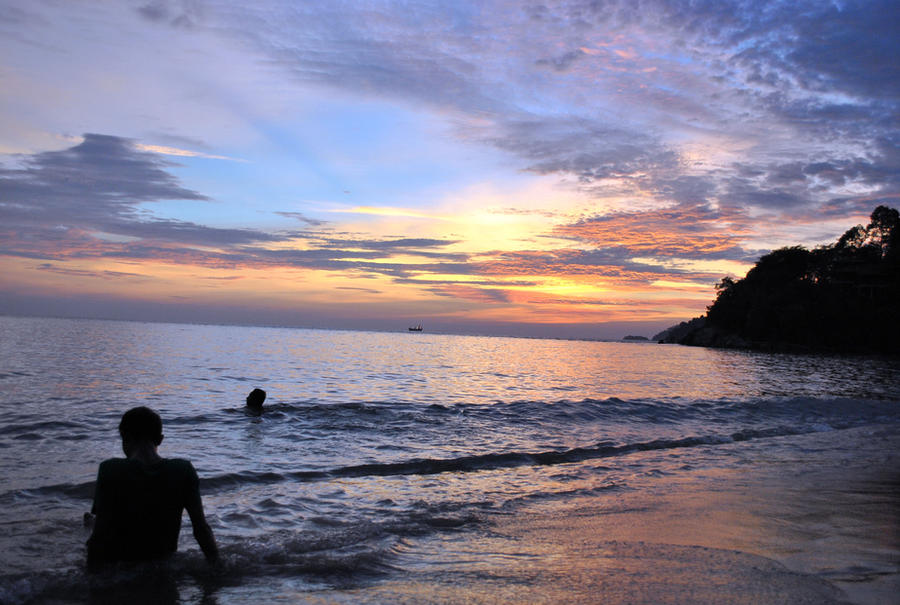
[553,204,755,259]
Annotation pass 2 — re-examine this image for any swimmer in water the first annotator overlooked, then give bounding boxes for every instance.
[245,388,267,411]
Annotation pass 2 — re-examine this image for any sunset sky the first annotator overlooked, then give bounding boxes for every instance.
[1,0,898,338]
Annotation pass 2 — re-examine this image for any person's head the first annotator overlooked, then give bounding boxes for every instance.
[118,406,163,455]
[246,388,267,409]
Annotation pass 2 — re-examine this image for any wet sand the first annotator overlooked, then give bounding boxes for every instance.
[323,424,899,604]
[484,424,899,605]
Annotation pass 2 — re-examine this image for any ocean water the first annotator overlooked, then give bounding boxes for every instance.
[0,316,898,604]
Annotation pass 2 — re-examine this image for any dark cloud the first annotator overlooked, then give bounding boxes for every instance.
[137,2,168,22]
[481,116,679,183]
[2,133,206,205]
[725,133,900,212]
[647,176,717,206]
[311,236,467,261]
[427,284,512,304]
[764,1,899,101]
[662,0,900,143]
[818,195,900,220]
[721,180,806,210]
[571,0,900,103]
[274,211,326,226]
[535,49,585,72]
[36,263,148,280]
[0,134,281,249]
[137,0,203,28]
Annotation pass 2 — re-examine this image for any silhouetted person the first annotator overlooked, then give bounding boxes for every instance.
[86,406,218,569]
[246,388,266,410]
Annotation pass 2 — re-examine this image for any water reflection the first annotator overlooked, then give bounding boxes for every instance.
[4,318,899,414]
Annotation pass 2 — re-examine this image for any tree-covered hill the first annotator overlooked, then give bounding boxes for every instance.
[655,206,900,354]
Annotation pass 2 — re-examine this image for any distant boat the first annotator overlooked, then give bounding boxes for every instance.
[408,324,423,332]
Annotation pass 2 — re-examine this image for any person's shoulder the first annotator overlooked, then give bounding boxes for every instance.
[98,457,129,472]
[162,458,198,475]
[96,458,134,482]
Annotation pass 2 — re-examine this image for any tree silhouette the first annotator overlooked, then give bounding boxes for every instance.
[666,206,900,354]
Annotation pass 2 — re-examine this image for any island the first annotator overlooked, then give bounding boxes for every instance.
[655,205,900,355]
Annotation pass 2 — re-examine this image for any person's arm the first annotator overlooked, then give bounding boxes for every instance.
[85,462,110,569]
[185,463,219,564]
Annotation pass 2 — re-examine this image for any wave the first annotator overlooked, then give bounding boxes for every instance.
[159,395,900,433]
[0,526,404,605]
[197,425,813,491]
[0,420,91,436]
[0,499,492,604]
[8,412,891,504]
[4,397,896,503]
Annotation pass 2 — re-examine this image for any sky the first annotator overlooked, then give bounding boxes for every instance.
[1,0,898,339]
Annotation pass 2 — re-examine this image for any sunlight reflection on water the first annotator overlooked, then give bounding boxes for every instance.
[4,317,898,414]
[1,316,899,604]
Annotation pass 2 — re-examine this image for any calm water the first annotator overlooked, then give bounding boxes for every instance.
[1,316,898,604]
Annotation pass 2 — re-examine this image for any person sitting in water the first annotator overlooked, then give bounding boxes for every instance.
[245,388,266,410]
[86,406,219,568]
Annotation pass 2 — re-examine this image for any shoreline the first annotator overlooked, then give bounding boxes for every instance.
[299,424,899,604]
[484,424,900,605]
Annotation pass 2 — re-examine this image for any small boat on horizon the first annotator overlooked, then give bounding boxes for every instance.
[408,324,423,331]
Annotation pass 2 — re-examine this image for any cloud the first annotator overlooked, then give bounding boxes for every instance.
[428,284,512,304]
[36,263,148,280]
[478,116,680,184]
[553,203,757,262]
[130,0,898,223]
[0,134,282,255]
[136,0,203,28]
[335,286,383,294]
[274,211,326,226]
[535,48,586,72]
[313,237,466,261]
[0,133,475,282]
[729,0,900,102]
[135,143,242,162]
[316,237,458,251]
[475,248,720,286]
[2,133,206,205]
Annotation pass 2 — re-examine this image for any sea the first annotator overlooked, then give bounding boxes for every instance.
[0,315,898,604]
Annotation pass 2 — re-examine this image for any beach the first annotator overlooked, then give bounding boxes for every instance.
[304,425,898,605]
[0,316,897,603]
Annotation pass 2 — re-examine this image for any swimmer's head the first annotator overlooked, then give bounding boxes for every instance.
[246,388,267,409]
[119,406,163,447]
